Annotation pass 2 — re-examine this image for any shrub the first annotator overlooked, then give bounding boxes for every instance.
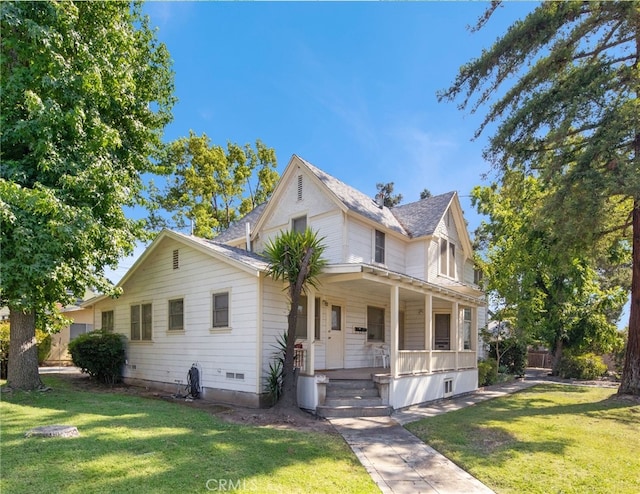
[37,331,51,365]
[478,358,498,387]
[489,337,527,376]
[266,332,287,404]
[68,330,126,384]
[559,353,607,380]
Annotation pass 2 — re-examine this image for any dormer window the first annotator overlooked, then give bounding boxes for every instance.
[374,230,385,264]
[292,215,307,234]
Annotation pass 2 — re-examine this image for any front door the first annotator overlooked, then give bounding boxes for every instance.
[326,303,344,369]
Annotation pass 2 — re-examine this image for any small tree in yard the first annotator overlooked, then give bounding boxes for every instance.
[263,228,326,410]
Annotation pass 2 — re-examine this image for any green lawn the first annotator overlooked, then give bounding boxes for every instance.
[406,384,640,494]
[1,376,377,493]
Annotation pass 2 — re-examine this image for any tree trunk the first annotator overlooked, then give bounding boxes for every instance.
[618,201,640,395]
[273,302,299,410]
[7,307,43,390]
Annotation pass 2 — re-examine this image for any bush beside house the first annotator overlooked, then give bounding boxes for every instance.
[68,330,126,384]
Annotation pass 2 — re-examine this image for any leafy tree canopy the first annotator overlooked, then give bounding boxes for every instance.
[149,132,278,238]
[0,0,175,389]
[472,172,630,373]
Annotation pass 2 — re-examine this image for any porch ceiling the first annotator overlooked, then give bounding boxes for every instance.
[320,264,484,306]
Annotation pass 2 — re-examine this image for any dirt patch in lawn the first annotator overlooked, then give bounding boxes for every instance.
[49,372,337,435]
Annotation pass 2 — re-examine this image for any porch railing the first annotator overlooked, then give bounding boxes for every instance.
[397,351,429,374]
[432,351,456,371]
[397,350,476,375]
[458,351,476,369]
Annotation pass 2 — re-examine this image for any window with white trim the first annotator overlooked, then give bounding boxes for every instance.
[295,296,321,340]
[374,230,385,264]
[101,310,114,331]
[292,215,307,234]
[367,306,385,342]
[434,313,451,350]
[463,308,472,350]
[131,303,152,341]
[212,292,229,328]
[168,298,184,331]
[439,238,456,278]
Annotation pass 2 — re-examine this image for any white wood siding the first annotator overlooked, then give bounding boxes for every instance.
[405,241,427,280]
[92,237,261,395]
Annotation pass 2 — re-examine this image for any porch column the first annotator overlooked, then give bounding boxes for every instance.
[452,301,459,370]
[425,293,432,372]
[390,285,399,378]
[307,289,316,375]
[471,306,478,353]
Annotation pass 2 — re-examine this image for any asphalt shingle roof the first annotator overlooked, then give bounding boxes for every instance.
[298,156,409,236]
[214,202,267,243]
[390,191,455,238]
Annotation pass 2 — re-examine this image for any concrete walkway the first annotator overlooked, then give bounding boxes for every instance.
[330,372,545,494]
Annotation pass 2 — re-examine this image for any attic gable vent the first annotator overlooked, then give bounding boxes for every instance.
[297,174,303,201]
[172,249,179,270]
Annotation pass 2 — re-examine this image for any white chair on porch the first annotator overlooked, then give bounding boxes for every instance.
[373,345,390,368]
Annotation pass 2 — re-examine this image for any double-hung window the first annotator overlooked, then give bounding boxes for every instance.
[101,310,114,331]
[131,303,152,341]
[168,298,184,331]
[463,308,472,350]
[367,306,385,342]
[439,238,456,278]
[295,296,321,340]
[212,292,229,328]
[374,230,385,264]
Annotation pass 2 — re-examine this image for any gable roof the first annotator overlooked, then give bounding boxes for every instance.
[215,154,473,255]
[298,156,408,236]
[390,191,456,238]
[84,229,268,307]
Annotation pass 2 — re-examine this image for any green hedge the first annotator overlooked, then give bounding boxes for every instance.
[68,330,126,384]
[559,353,607,380]
[478,358,498,387]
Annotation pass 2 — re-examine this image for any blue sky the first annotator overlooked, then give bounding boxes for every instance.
[106,1,629,328]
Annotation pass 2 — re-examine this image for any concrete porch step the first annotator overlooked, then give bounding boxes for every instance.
[326,386,380,398]
[324,397,385,407]
[326,378,376,389]
[316,404,393,418]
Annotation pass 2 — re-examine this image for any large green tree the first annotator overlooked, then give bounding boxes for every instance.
[0,1,175,390]
[472,172,629,374]
[264,228,326,410]
[441,1,640,394]
[149,132,278,238]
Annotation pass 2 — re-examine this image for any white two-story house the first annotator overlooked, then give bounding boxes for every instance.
[86,155,485,415]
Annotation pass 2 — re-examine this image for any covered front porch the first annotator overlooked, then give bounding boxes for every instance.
[293,264,485,411]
